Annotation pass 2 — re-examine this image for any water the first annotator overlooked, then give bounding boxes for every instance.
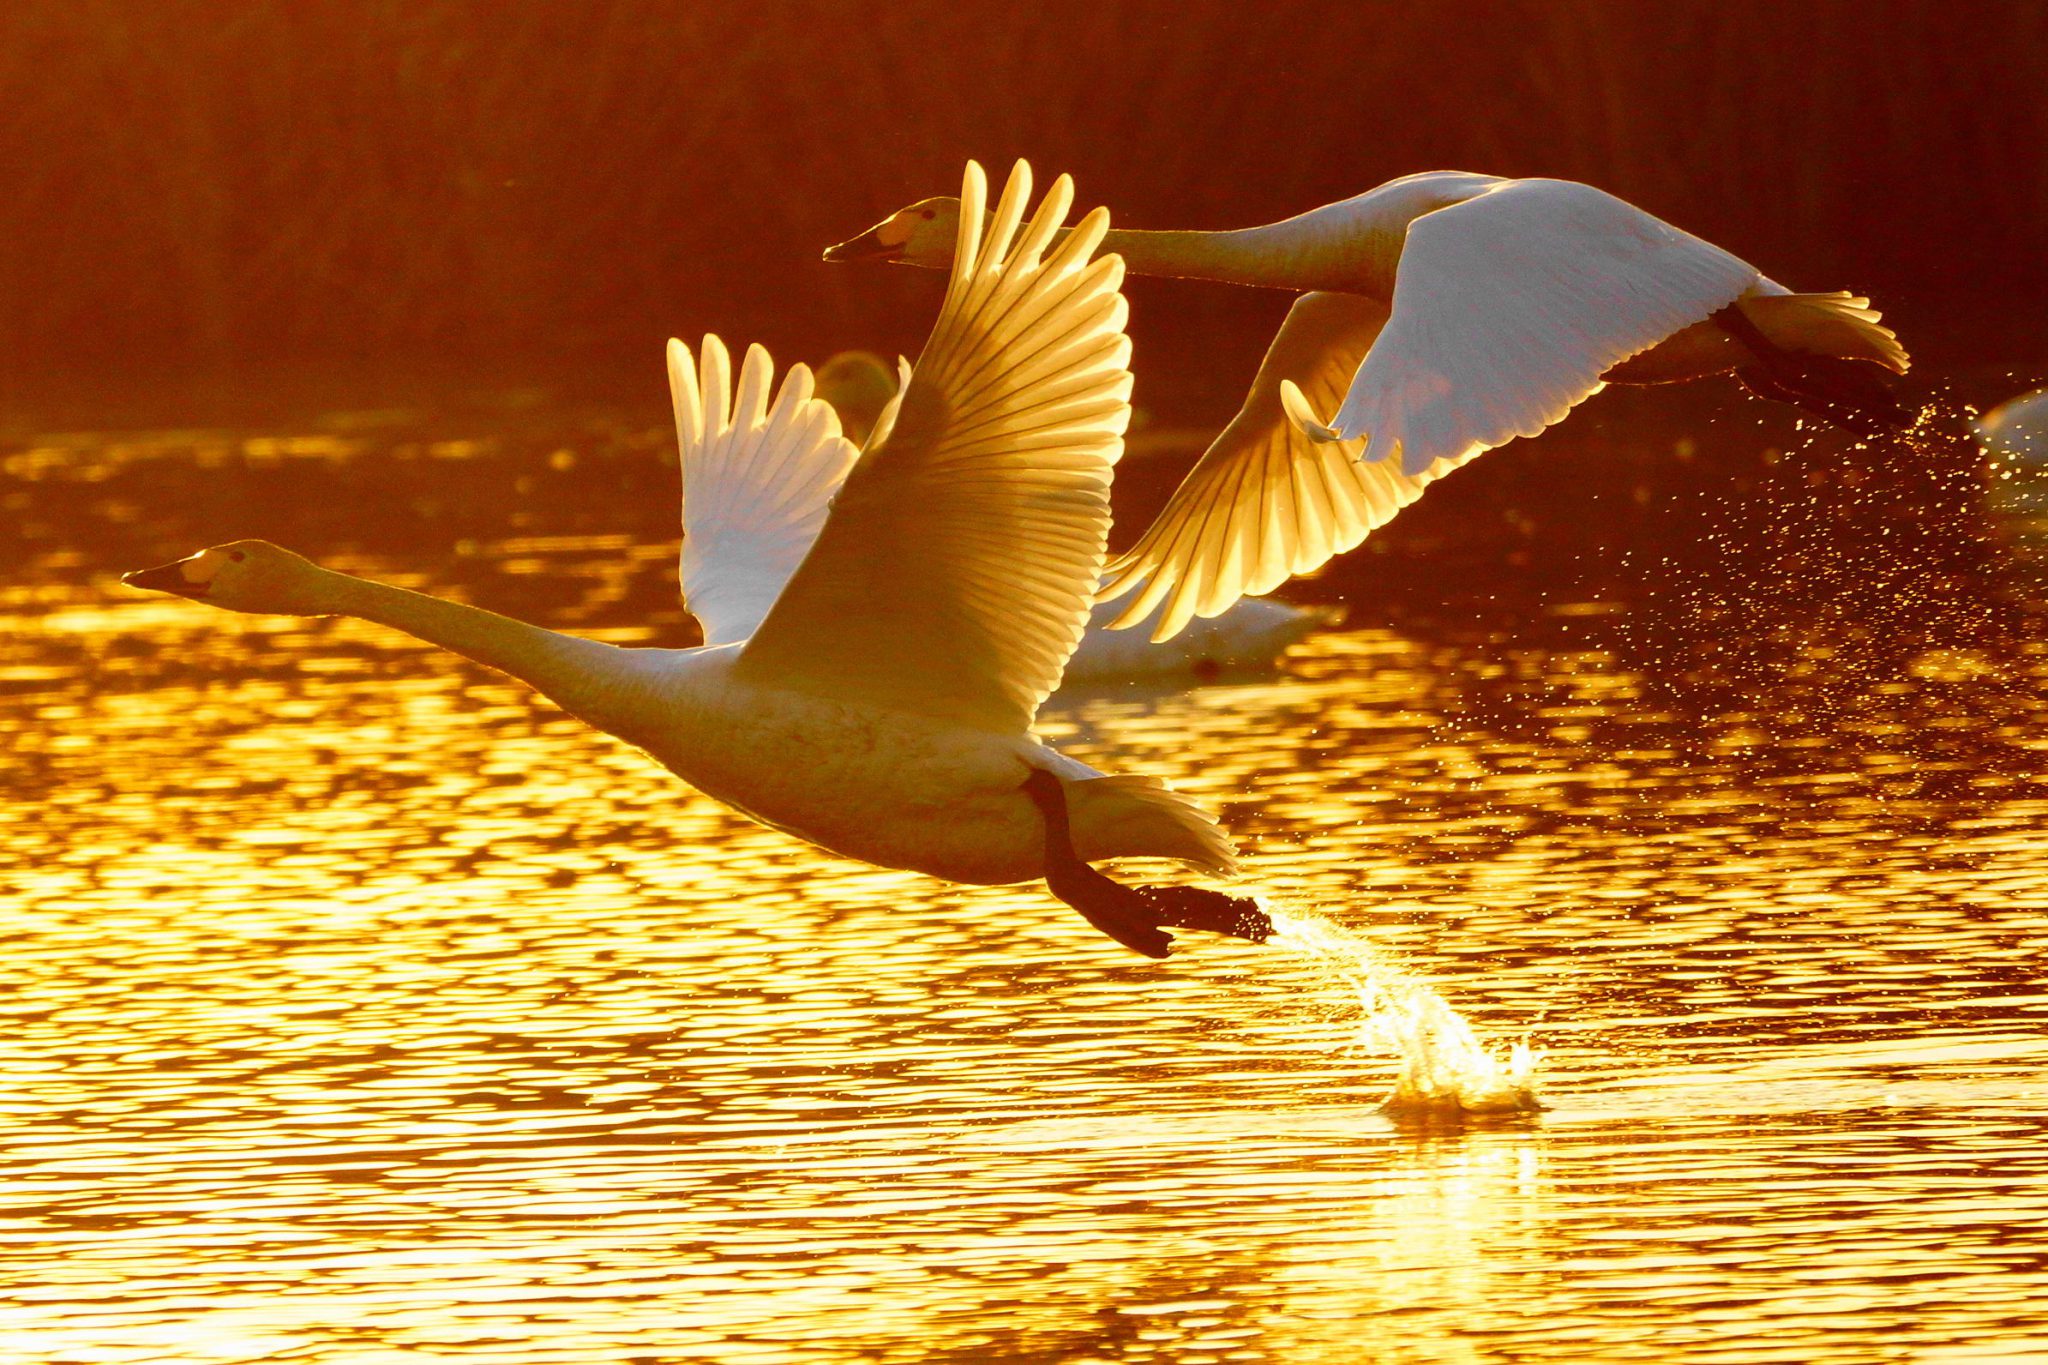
[3,402,2047,1363]
[1264,913,1541,1116]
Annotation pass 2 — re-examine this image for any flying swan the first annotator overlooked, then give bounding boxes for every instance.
[123,161,1269,960]
[825,171,1913,638]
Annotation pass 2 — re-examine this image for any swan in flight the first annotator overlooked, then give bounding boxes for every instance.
[825,171,1913,638]
[123,161,1268,960]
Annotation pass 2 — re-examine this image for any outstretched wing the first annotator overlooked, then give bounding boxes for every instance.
[667,336,860,646]
[735,161,1132,732]
[1290,177,1759,474]
[1099,291,1482,640]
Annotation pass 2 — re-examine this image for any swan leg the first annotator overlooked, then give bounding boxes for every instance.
[1713,304,1912,436]
[1020,768,1271,959]
[1732,364,1804,408]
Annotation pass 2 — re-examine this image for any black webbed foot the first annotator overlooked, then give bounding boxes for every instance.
[1738,358,1913,436]
[1717,304,1913,437]
[1127,883,1272,942]
[1020,768,1265,959]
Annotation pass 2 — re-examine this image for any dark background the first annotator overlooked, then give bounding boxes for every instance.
[2,0,2044,424]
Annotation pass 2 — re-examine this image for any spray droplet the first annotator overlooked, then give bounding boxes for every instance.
[1266,911,1543,1117]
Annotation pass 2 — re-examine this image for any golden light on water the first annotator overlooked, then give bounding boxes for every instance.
[4,2,2045,1353]
[5,415,2048,1361]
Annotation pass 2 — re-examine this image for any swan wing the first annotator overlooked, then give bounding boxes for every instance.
[1099,291,1482,640]
[1310,177,1760,474]
[736,161,1132,731]
[667,336,860,646]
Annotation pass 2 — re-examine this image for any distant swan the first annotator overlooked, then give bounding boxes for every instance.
[816,348,1338,680]
[124,162,1268,960]
[827,171,1913,637]
[1979,387,2048,465]
[1062,597,1338,685]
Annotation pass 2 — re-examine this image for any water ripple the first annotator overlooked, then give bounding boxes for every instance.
[3,421,2046,1362]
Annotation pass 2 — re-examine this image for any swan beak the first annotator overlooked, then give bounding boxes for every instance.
[122,559,209,598]
[822,226,901,264]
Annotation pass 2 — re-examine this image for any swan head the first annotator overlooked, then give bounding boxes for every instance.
[122,540,329,615]
[821,196,961,267]
[815,350,900,443]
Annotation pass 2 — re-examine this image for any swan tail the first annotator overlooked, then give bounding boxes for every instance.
[1065,774,1240,877]
[1744,292,1911,375]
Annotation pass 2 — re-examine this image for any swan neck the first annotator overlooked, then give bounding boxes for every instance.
[1094,219,1382,294]
[313,570,638,733]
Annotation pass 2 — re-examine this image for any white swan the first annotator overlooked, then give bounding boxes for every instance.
[1979,388,2048,464]
[122,162,1268,960]
[813,349,899,445]
[1061,597,1339,685]
[815,347,1339,681]
[826,171,1913,638]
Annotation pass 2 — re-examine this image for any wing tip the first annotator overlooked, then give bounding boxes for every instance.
[1279,379,1344,443]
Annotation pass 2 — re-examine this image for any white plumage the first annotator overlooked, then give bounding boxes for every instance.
[123,161,1242,957]
[1979,387,2048,465]
[669,337,859,647]
[737,165,1134,732]
[828,169,1909,641]
[1107,174,1904,637]
[1060,597,1337,685]
[812,347,1343,675]
[1296,179,1758,470]
[1100,290,1483,639]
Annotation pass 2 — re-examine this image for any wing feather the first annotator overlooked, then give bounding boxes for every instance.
[1324,178,1759,474]
[667,336,860,646]
[1105,181,1764,638]
[1100,291,1481,639]
[736,161,1133,731]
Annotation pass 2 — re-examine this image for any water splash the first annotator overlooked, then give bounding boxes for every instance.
[1266,911,1543,1118]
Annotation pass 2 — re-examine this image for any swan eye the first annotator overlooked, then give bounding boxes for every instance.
[920,209,935,220]
[230,550,246,563]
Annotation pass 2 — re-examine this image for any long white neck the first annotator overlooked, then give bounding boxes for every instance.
[1056,172,1507,297]
[1094,218,1387,295]
[307,568,653,738]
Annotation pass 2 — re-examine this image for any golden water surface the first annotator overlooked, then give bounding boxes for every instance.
[2,415,2045,1363]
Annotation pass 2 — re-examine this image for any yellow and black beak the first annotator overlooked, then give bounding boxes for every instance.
[821,225,902,264]
[122,559,208,598]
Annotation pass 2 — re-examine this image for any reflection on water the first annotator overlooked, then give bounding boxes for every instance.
[3,408,2047,1363]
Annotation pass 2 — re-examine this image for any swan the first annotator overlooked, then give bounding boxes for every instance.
[813,349,899,445]
[815,347,1339,681]
[121,161,1269,960]
[825,171,1913,638]
[1060,596,1339,685]
[1978,387,2048,464]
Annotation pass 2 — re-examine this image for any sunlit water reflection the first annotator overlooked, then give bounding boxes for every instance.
[3,408,2046,1362]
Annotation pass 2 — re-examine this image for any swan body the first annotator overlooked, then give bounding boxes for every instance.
[126,162,1257,957]
[827,171,1911,637]
[1062,597,1335,684]
[607,646,1106,886]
